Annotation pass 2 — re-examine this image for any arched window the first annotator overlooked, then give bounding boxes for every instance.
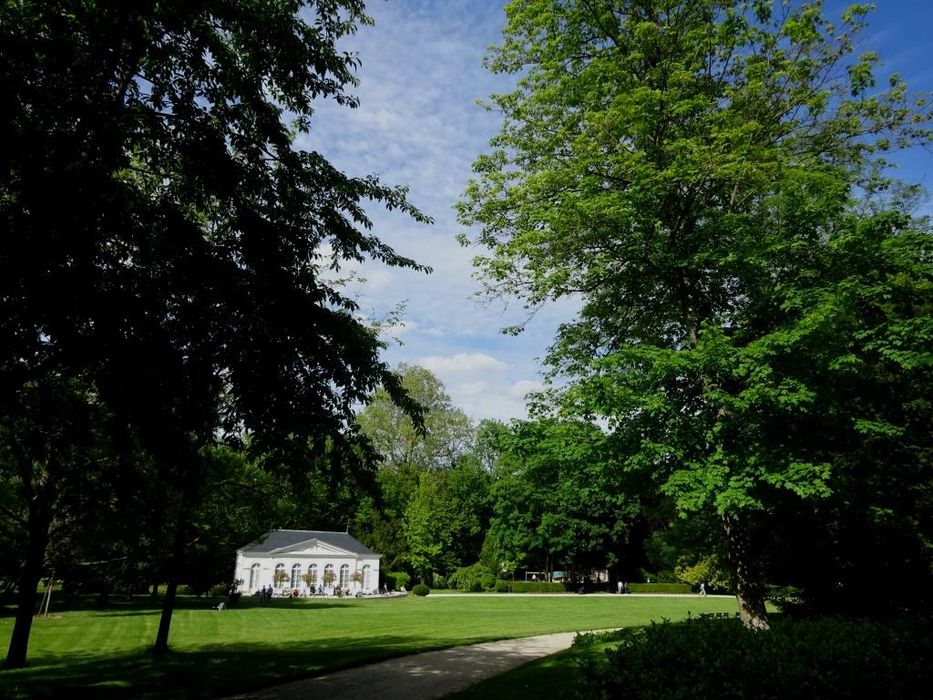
[307,563,318,588]
[249,563,260,591]
[324,564,335,588]
[274,563,286,589]
[339,564,350,588]
[362,565,371,591]
[291,563,302,589]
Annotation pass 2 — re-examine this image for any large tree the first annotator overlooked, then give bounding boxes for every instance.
[1,0,426,664]
[357,365,476,472]
[488,419,640,580]
[0,378,120,665]
[403,457,492,580]
[459,0,930,629]
[355,365,477,570]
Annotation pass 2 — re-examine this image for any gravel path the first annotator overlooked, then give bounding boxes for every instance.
[226,631,578,700]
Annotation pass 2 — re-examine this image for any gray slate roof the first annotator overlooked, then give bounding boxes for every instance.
[238,529,380,556]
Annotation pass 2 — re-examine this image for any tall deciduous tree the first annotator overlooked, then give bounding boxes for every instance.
[358,365,476,472]
[488,419,640,580]
[1,0,427,664]
[459,0,930,629]
[355,365,477,571]
[403,457,491,580]
[0,379,118,667]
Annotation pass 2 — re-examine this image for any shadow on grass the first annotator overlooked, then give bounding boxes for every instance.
[2,595,366,620]
[0,633,440,700]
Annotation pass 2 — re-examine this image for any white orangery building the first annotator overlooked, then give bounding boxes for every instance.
[234,529,381,595]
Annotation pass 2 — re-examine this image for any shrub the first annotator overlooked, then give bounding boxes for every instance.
[626,583,692,594]
[494,579,511,593]
[432,574,448,590]
[448,564,493,592]
[675,554,730,591]
[580,617,933,699]
[412,583,430,596]
[385,571,410,591]
[480,573,496,591]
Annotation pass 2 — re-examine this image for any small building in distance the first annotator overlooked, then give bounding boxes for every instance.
[234,529,380,595]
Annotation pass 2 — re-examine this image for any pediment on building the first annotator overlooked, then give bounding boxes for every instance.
[267,538,358,557]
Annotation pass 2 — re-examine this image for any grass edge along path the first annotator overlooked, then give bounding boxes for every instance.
[446,615,933,700]
[0,594,739,699]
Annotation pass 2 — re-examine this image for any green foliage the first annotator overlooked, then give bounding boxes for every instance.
[675,555,731,591]
[384,571,410,591]
[638,570,683,585]
[487,419,640,579]
[626,583,692,594]
[2,0,430,662]
[448,564,494,592]
[355,367,490,578]
[402,458,492,581]
[358,365,476,472]
[460,0,933,624]
[494,580,511,593]
[580,618,933,699]
[480,573,497,591]
[411,583,430,597]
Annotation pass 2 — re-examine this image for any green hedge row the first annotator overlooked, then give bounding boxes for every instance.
[498,580,565,593]
[580,617,932,699]
[626,583,692,594]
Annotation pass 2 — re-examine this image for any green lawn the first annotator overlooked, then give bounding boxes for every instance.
[0,594,739,699]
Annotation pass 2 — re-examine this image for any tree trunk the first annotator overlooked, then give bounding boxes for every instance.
[723,513,770,631]
[152,579,178,656]
[6,515,50,667]
[151,443,204,657]
[152,513,189,657]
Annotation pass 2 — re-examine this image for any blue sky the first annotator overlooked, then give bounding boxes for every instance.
[301,0,932,422]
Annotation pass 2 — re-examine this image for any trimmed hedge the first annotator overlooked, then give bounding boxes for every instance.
[503,580,565,593]
[411,583,430,596]
[626,583,692,594]
[580,617,933,699]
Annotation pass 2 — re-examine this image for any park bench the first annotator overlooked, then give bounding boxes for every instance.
[698,612,740,620]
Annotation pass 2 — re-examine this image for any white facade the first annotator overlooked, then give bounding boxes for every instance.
[234,530,381,595]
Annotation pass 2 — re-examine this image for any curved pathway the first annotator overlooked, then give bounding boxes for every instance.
[226,631,577,700]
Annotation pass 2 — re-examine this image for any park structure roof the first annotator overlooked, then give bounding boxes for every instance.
[237,529,380,557]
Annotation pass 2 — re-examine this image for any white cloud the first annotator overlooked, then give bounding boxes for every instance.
[293,3,571,421]
[417,352,507,375]
[507,379,545,400]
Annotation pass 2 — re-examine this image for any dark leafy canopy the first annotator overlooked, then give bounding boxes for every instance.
[0,0,429,663]
[460,0,931,624]
[1,0,429,460]
[488,419,641,579]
